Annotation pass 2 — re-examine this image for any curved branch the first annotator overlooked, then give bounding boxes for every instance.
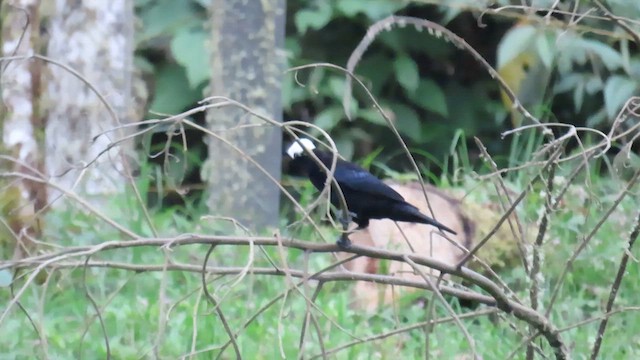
[3,234,568,358]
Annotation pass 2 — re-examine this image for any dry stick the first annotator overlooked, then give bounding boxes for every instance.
[558,307,640,333]
[404,256,477,359]
[27,261,490,304]
[4,236,508,304]
[505,124,604,192]
[0,240,127,327]
[482,119,635,180]
[9,273,48,359]
[474,137,529,273]
[527,151,558,360]
[298,249,313,356]
[424,273,439,360]
[502,124,611,167]
[201,245,241,360]
[545,169,640,316]
[496,312,546,359]
[309,312,327,360]
[0,170,138,239]
[457,147,563,269]
[310,308,498,359]
[81,255,110,360]
[276,238,292,358]
[272,233,361,346]
[78,273,134,359]
[477,3,640,31]
[593,0,640,45]
[214,255,364,358]
[391,223,435,359]
[4,236,568,358]
[34,269,52,360]
[153,253,171,357]
[506,330,543,360]
[298,282,324,357]
[189,288,204,360]
[590,211,640,360]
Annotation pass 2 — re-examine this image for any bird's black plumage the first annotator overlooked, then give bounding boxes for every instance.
[286,138,457,243]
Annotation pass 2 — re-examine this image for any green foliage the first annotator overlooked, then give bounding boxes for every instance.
[171,27,210,88]
[134,0,640,176]
[149,63,204,114]
[3,160,640,358]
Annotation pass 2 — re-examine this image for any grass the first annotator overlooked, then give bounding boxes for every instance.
[2,141,640,359]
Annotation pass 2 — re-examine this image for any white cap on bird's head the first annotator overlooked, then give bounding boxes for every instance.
[286,138,316,159]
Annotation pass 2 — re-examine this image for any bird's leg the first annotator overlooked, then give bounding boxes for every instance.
[336,211,353,249]
[337,233,351,249]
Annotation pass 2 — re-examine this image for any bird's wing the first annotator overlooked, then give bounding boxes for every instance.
[332,161,406,202]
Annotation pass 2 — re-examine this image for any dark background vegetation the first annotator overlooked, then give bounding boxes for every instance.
[135,0,639,211]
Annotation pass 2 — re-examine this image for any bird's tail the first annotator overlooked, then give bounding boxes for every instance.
[393,204,457,235]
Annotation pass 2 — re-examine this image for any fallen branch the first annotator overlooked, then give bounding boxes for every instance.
[3,234,568,358]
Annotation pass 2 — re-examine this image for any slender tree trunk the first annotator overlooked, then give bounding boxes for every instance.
[205,0,285,230]
[45,0,135,204]
[1,0,44,259]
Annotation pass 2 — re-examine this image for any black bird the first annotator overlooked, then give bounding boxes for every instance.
[286,138,457,247]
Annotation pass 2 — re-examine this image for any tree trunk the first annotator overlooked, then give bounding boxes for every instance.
[205,0,285,230]
[1,0,45,259]
[45,0,135,204]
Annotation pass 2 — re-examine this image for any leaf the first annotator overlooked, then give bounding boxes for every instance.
[584,75,603,95]
[149,64,202,115]
[328,76,346,100]
[556,32,587,72]
[409,79,448,117]
[603,76,638,119]
[294,3,332,34]
[553,73,581,94]
[393,55,419,94]
[335,135,355,160]
[573,78,585,112]
[613,143,640,180]
[171,28,210,88]
[358,108,388,126]
[138,1,198,42]
[535,30,556,68]
[337,0,408,20]
[0,270,12,287]
[497,24,537,68]
[390,104,421,142]
[314,106,344,131]
[357,53,393,94]
[578,38,624,71]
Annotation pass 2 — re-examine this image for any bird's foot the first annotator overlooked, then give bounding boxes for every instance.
[336,233,352,249]
[337,211,353,230]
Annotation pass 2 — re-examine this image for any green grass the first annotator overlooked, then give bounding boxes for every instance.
[2,150,640,359]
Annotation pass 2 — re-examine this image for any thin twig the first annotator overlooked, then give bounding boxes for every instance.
[201,245,241,360]
[310,309,498,359]
[82,255,110,359]
[590,211,640,359]
[527,148,557,360]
